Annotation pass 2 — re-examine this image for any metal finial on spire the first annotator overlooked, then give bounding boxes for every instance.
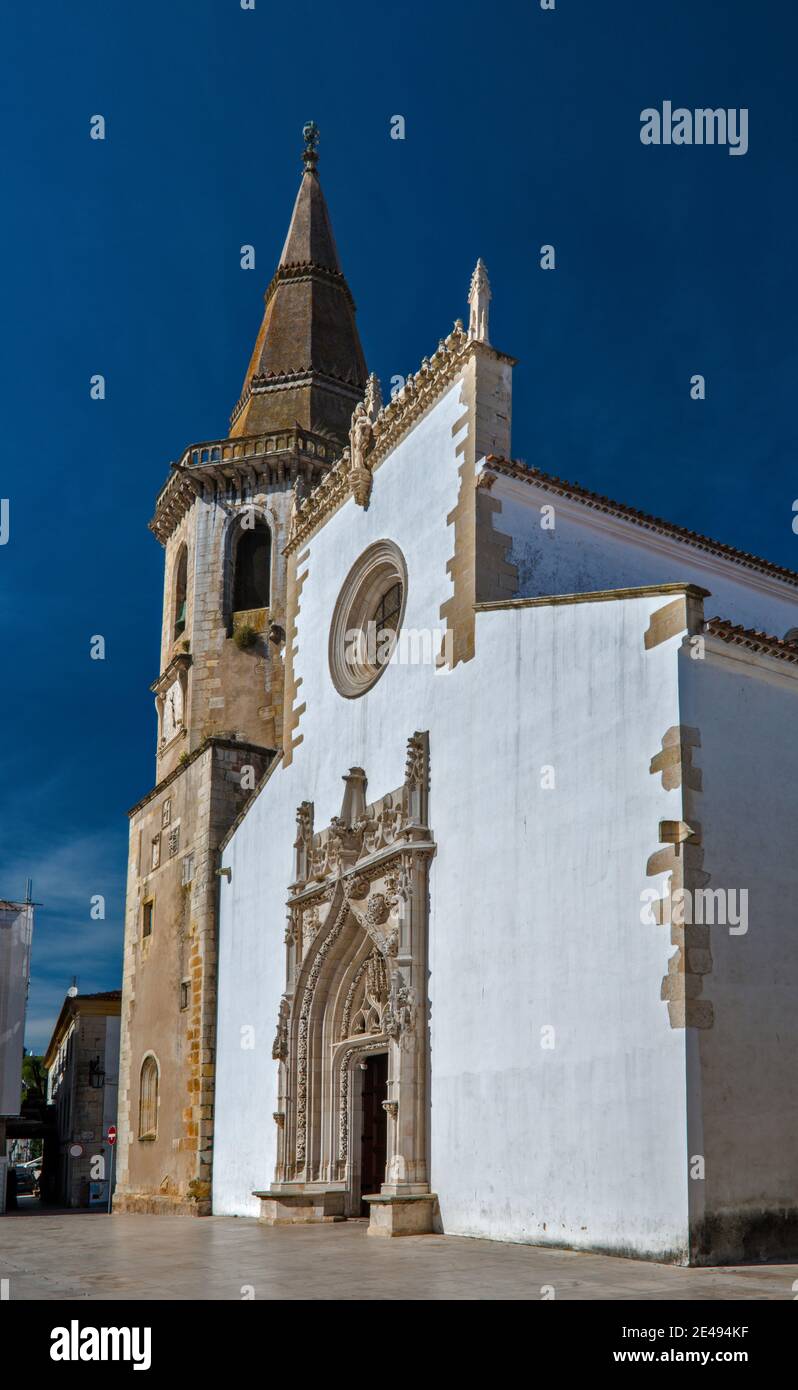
[302,121,320,171]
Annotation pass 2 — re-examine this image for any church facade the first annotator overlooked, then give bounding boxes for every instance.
[117,127,798,1263]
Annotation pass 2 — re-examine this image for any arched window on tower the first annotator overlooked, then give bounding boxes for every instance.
[138,1055,159,1140]
[233,520,271,612]
[173,545,188,639]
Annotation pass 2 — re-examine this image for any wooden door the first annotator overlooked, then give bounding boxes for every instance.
[359,1052,388,1214]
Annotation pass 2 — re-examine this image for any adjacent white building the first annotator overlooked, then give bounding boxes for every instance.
[0,898,34,1213]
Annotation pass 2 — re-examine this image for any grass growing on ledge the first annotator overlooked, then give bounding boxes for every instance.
[233,623,258,650]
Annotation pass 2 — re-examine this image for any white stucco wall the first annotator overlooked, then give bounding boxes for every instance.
[425,596,689,1257]
[497,477,798,639]
[679,642,798,1259]
[213,374,700,1257]
[0,902,33,1117]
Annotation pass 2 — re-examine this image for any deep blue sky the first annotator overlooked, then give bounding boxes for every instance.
[2,1,796,1050]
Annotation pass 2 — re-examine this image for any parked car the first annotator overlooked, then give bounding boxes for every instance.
[12,1165,35,1194]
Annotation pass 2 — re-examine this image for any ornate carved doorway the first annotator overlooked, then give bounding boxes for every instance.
[359,1052,388,1215]
[258,732,437,1236]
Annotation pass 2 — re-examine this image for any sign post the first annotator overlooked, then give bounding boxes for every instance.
[106,1125,117,1214]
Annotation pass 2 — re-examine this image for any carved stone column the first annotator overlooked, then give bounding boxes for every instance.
[364,844,435,1236]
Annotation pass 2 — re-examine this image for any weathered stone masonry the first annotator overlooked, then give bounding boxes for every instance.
[116,128,369,1215]
[115,739,273,1215]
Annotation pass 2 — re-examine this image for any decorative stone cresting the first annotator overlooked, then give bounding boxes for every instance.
[285,309,513,558]
[285,322,468,554]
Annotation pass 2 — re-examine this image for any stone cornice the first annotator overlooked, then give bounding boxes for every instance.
[262,260,357,312]
[249,368,363,394]
[476,582,710,612]
[229,367,363,432]
[286,841,436,911]
[150,651,192,697]
[285,324,516,556]
[127,737,276,818]
[149,426,338,545]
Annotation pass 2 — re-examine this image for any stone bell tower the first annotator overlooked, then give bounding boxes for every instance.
[114,125,368,1214]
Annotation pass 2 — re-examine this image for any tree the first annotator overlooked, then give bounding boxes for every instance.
[21,1052,47,1103]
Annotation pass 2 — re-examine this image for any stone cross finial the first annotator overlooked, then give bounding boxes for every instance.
[302,120,320,171]
[467,258,491,344]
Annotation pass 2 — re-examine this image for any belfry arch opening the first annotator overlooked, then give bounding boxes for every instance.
[232,519,271,614]
[173,545,188,639]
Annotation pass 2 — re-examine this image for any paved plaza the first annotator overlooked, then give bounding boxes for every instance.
[1,1207,796,1300]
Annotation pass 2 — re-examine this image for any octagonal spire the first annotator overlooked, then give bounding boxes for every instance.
[230,125,367,444]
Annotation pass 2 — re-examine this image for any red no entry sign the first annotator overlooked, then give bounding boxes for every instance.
[107,1125,117,1146]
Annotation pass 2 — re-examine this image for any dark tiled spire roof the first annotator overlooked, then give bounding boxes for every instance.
[230,124,367,444]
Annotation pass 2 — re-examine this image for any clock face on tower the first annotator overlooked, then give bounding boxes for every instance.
[162,677,184,743]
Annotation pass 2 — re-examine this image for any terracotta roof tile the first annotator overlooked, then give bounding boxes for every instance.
[704,618,798,663]
[485,456,798,591]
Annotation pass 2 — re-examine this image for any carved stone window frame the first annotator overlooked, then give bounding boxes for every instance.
[328,540,408,699]
[138,1052,159,1141]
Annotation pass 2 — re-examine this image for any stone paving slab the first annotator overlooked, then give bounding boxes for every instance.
[0,1212,796,1301]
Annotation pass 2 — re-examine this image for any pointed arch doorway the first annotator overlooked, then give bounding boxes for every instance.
[256,733,437,1236]
[359,1052,388,1215]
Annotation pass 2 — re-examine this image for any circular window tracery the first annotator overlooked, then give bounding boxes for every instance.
[329,541,408,698]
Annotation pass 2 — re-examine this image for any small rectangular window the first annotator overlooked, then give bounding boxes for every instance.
[142,901,154,939]
[180,980,190,1011]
